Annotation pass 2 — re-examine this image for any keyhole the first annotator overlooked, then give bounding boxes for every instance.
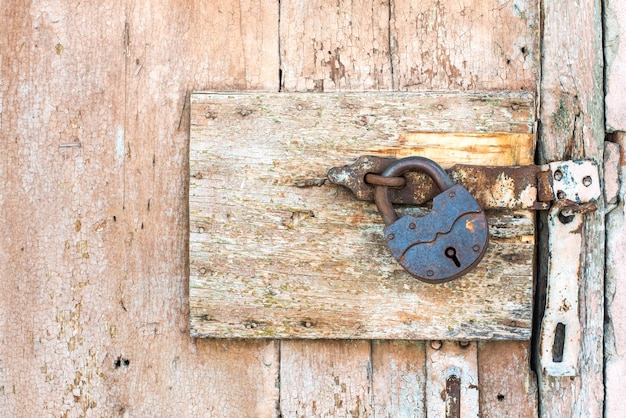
[445,247,461,267]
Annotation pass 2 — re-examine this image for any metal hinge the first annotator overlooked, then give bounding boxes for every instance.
[540,143,621,377]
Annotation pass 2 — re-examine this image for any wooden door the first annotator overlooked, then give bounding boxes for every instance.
[0,1,604,417]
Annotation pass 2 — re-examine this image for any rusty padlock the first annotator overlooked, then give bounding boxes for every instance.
[374,157,489,283]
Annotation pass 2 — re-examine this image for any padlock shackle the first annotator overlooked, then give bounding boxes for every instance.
[374,157,455,225]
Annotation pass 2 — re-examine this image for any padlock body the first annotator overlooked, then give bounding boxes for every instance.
[384,184,489,283]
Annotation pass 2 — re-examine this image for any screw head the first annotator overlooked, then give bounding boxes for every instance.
[583,175,592,187]
[409,222,416,230]
[554,169,563,181]
[557,190,566,200]
[427,270,434,277]
[387,233,395,240]
[430,340,442,350]
[472,245,480,252]
[448,191,456,198]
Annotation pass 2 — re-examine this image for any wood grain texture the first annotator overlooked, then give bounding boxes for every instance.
[280,0,392,92]
[0,1,280,416]
[190,92,535,340]
[279,340,372,417]
[605,133,626,418]
[371,341,426,417]
[605,0,626,132]
[478,341,537,417]
[1,0,543,416]
[391,0,539,91]
[537,0,605,416]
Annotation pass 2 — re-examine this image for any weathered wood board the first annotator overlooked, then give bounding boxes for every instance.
[605,0,626,132]
[0,0,549,415]
[537,0,605,415]
[190,92,536,340]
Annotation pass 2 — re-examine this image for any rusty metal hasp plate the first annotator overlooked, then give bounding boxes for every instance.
[328,155,598,210]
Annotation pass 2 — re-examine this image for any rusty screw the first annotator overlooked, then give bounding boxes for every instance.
[557,190,567,200]
[554,169,563,181]
[430,340,442,350]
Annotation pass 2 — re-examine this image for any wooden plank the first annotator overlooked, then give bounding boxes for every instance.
[537,0,605,415]
[371,341,426,417]
[391,0,539,91]
[280,0,392,91]
[279,340,372,417]
[0,1,281,417]
[605,133,626,417]
[116,2,280,416]
[190,92,536,340]
[478,341,537,417]
[0,2,128,416]
[605,0,626,131]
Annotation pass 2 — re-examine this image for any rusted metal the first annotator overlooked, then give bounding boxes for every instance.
[373,156,454,225]
[445,374,462,418]
[426,341,479,418]
[537,171,555,202]
[364,173,406,188]
[328,156,601,210]
[374,157,489,284]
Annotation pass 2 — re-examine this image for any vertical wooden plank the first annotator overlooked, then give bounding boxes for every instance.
[114,1,280,416]
[280,0,392,92]
[390,0,539,91]
[278,2,389,415]
[478,341,537,417]
[0,1,281,416]
[605,133,626,417]
[0,2,127,415]
[371,341,426,417]
[538,0,605,416]
[605,0,626,132]
[390,1,540,415]
[280,340,372,417]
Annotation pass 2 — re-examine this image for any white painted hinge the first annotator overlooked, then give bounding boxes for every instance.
[539,157,611,377]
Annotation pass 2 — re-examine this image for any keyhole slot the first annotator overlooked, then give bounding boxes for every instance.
[445,247,461,267]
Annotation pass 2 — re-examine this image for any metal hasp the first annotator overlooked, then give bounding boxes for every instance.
[539,160,601,376]
[426,341,479,418]
[373,157,489,284]
[327,155,595,210]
